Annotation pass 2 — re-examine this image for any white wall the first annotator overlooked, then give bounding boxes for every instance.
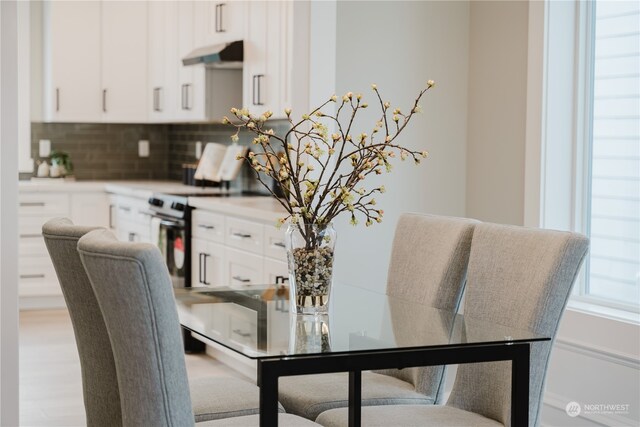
[465,0,529,226]
[332,0,470,293]
[0,1,21,424]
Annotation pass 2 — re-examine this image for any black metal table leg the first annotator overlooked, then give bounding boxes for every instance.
[348,370,362,427]
[511,343,530,427]
[258,360,280,427]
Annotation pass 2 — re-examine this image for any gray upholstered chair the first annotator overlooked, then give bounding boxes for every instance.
[278,213,478,420]
[77,228,319,427]
[315,222,589,427]
[42,218,286,425]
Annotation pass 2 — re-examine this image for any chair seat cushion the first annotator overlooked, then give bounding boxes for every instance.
[190,377,285,422]
[197,413,321,426]
[315,404,504,427]
[279,372,433,421]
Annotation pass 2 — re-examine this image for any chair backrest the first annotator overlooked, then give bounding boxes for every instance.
[77,229,194,427]
[380,213,477,399]
[42,218,122,427]
[446,223,589,426]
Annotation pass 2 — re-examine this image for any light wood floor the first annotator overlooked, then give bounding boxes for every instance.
[20,309,248,427]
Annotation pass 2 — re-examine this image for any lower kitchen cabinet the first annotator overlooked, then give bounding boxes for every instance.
[110,195,153,243]
[191,237,225,287]
[18,190,109,303]
[263,257,289,285]
[226,247,264,287]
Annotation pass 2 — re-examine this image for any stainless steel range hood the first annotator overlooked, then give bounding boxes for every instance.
[182,40,243,68]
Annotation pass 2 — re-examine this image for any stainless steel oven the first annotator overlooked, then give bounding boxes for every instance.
[156,216,188,288]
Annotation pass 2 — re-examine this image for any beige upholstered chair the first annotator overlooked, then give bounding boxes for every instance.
[315,222,589,427]
[43,218,285,424]
[77,228,319,426]
[278,213,478,420]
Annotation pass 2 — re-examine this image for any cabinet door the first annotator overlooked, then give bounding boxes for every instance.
[196,1,246,46]
[177,1,207,121]
[148,1,179,122]
[192,238,225,287]
[243,1,281,115]
[101,1,148,123]
[263,257,289,285]
[45,1,102,122]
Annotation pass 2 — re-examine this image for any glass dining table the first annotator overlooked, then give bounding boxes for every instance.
[174,283,549,427]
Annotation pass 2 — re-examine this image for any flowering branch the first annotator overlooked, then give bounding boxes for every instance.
[223,81,434,244]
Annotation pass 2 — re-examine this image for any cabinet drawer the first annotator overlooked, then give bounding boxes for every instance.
[20,215,59,256]
[263,257,289,285]
[19,256,61,297]
[225,217,264,255]
[263,225,287,261]
[225,247,263,287]
[19,193,69,216]
[192,210,225,243]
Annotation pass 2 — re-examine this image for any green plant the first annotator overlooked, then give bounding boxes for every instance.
[50,150,73,176]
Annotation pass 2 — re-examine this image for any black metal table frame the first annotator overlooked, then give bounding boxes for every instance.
[257,341,532,427]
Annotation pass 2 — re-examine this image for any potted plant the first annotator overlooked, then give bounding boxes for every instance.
[225,81,434,314]
[49,150,73,178]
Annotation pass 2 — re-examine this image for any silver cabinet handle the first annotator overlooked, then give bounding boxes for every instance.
[185,84,192,110]
[252,75,264,106]
[119,206,131,212]
[102,89,107,113]
[272,242,286,248]
[20,202,45,207]
[232,275,251,283]
[20,234,42,238]
[153,87,163,112]
[232,232,252,239]
[216,3,226,33]
[20,274,46,279]
[55,88,60,112]
[181,84,188,110]
[128,232,137,242]
[198,224,215,230]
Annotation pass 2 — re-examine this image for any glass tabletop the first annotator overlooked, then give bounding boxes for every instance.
[174,284,550,360]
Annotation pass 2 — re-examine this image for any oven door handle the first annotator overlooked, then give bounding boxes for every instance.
[159,219,184,228]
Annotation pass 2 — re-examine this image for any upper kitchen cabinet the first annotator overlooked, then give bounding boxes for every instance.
[177,1,207,121]
[195,1,246,46]
[101,1,148,123]
[243,1,290,119]
[42,1,148,123]
[148,1,179,122]
[43,1,102,122]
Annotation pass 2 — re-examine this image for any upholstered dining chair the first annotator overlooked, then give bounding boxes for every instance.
[76,228,319,426]
[278,213,478,420]
[315,222,589,427]
[42,218,286,425]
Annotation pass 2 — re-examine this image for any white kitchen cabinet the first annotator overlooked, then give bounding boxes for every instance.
[101,1,148,123]
[148,1,179,122]
[23,191,109,297]
[263,257,289,285]
[195,1,246,46]
[225,217,264,255]
[43,1,148,123]
[191,237,225,287]
[110,195,152,243]
[177,1,207,121]
[226,247,264,287]
[243,1,288,118]
[43,1,102,122]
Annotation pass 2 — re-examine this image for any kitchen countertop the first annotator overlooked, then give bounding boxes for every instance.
[19,180,231,199]
[188,196,287,224]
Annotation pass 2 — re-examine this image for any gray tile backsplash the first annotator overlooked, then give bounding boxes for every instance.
[30,121,290,182]
[31,123,170,180]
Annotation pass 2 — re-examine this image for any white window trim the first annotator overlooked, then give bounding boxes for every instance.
[524,0,640,323]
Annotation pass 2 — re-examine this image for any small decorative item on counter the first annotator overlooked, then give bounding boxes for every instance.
[36,160,50,177]
[49,150,73,177]
[224,81,435,314]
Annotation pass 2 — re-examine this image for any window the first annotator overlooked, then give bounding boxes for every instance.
[577,0,639,311]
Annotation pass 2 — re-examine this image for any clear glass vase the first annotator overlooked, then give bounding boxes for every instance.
[285,222,336,315]
[289,314,332,354]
